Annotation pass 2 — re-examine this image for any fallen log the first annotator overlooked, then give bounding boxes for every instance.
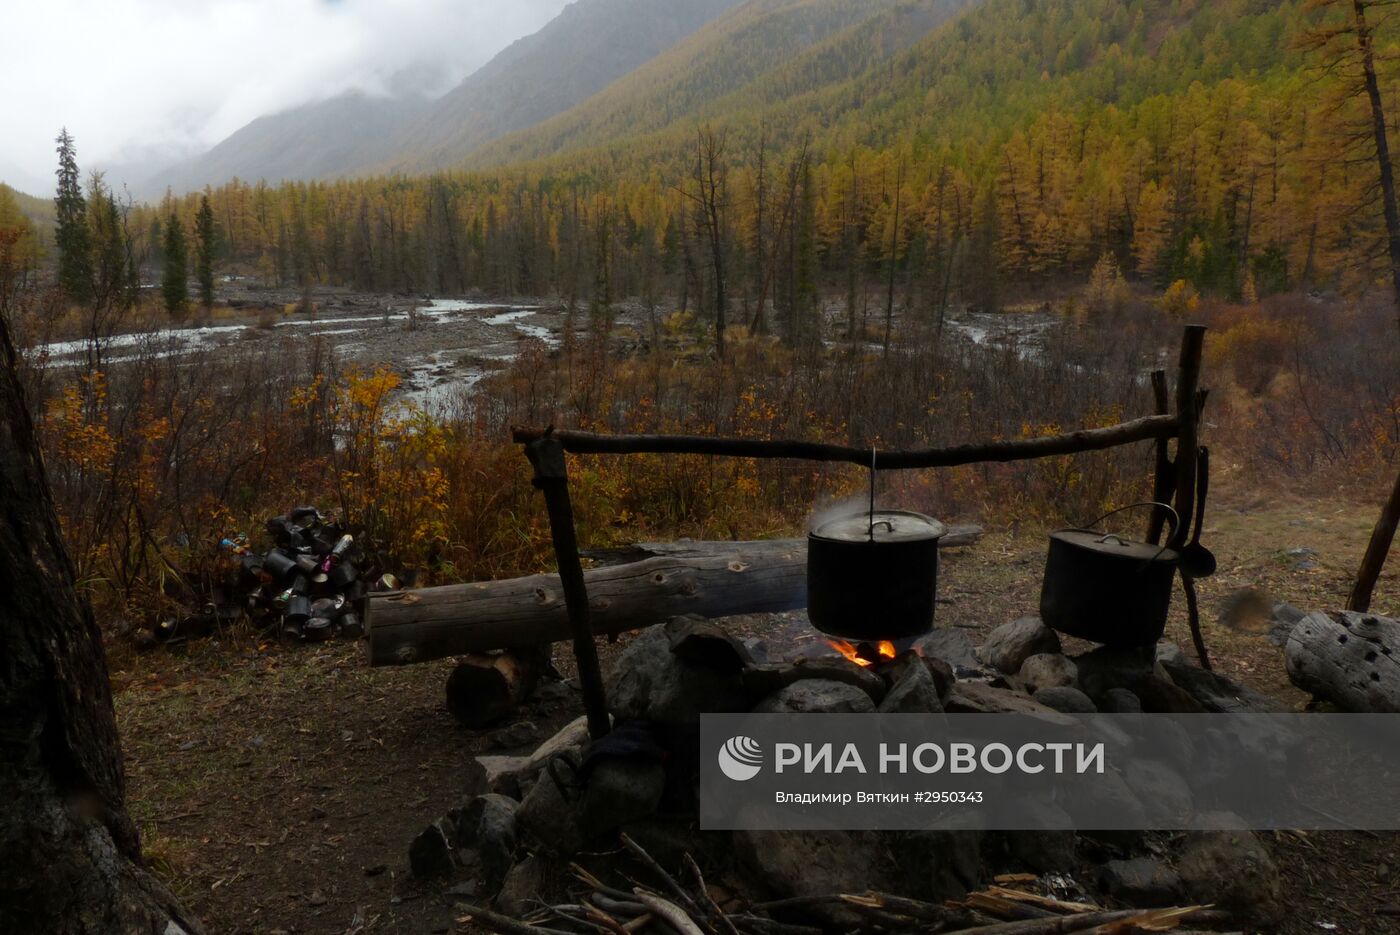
[366,530,981,667]
[582,525,982,567]
[1285,610,1400,711]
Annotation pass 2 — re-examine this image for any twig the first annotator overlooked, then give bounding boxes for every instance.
[947,906,1208,934]
[635,889,708,935]
[724,916,823,935]
[620,832,707,920]
[455,903,577,935]
[683,852,741,935]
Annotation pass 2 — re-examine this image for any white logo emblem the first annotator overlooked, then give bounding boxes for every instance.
[718,736,763,781]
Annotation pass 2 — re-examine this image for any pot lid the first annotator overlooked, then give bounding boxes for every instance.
[1050,529,1179,563]
[811,510,946,543]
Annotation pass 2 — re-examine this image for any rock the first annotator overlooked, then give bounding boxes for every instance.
[979,618,1061,675]
[576,758,666,840]
[914,629,983,671]
[1123,759,1193,819]
[1130,674,1208,714]
[736,831,895,925]
[666,616,754,673]
[496,854,550,917]
[444,880,477,899]
[921,655,957,702]
[517,768,583,856]
[945,682,1065,718]
[1071,644,1160,698]
[785,656,888,704]
[898,831,982,900]
[489,720,543,749]
[1098,857,1182,907]
[1154,640,1188,667]
[1098,688,1142,714]
[409,820,455,878]
[1033,685,1097,714]
[1159,657,1288,713]
[1017,653,1078,693]
[743,638,770,664]
[879,660,944,713]
[608,624,750,724]
[449,794,519,893]
[1176,828,1282,923]
[753,679,876,714]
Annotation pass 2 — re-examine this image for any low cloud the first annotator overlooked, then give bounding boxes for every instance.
[1,0,568,188]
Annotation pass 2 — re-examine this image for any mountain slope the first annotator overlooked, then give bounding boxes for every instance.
[0,182,55,230]
[383,0,744,175]
[469,0,1306,177]
[152,91,432,196]
[468,0,966,168]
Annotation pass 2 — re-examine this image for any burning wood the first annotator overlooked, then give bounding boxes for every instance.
[826,638,898,668]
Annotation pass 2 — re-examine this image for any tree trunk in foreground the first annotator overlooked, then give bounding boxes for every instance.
[0,320,200,933]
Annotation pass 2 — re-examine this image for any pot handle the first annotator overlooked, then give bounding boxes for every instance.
[1077,502,1180,541]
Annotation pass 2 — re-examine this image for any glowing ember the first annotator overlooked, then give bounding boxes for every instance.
[826,638,898,667]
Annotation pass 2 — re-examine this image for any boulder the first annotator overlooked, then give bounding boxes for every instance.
[945,682,1065,718]
[1098,857,1182,907]
[1176,827,1282,924]
[735,830,895,925]
[1122,759,1193,820]
[495,854,551,917]
[878,660,944,713]
[576,758,666,840]
[448,794,519,893]
[408,819,456,878]
[1159,657,1288,713]
[1097,688,1143,714]
[517,768,584,856]
[1032,685,1096,714]
[1017,653,1078,693]
[753,678,876,714]
[898,830,982,900]
[607,624,750,724]
[978,618,1061,675]
[914,629,983,671]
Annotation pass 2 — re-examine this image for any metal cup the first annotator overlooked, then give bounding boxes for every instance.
[303,617,334,642]
[285,595,312,625]
[262,549,298,580]
[329,561,358,590]
[339,612,364,638]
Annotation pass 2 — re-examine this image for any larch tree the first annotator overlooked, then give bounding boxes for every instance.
[1299,0,1400,612]
[161,212,188,318]
[0,307,202,932]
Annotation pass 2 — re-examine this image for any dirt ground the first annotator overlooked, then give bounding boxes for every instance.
[112,471,1400,934]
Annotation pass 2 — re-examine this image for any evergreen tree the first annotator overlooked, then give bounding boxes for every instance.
[161,212,188,317]
[195,194,216,311]
[53,129,92,304]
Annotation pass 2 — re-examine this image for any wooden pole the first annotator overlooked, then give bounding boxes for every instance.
[1145,369,1173,545]
[525,436,611,741]
[1170,326,1206,551]
[512,415,1179,469]
[1349,467,1400,613]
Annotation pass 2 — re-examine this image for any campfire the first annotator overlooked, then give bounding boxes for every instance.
[827,638,899,668]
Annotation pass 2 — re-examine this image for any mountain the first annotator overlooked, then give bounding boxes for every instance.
[0,159,49,201]
[151,91,433,197]
[0,182,54,230]
[381,0,746,175]
[467,0,979,169]
[150,0,744,196]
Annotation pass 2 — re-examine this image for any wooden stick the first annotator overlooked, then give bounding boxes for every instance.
[948,907,1203,934]
[525,436,610,741]
[1169,326,1207,551]
[621,833,706,920]
[512,416,1179,470]
[455,903,576,935]
[1182,574,1212,672]
[684,853,741,935]
[634,890,707,935]
[1146,369,1174,545]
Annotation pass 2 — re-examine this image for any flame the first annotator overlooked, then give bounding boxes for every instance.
[826,639,898,667]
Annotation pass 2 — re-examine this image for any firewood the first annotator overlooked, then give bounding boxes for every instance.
[444,647,548,729]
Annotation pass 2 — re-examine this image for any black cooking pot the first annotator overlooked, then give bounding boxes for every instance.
[1039,503,1180,647]
[807,510,946,641]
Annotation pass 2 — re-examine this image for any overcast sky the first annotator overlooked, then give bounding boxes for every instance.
[0,0,570,193]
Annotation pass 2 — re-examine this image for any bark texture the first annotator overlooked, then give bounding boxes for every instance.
[0,321,201,933]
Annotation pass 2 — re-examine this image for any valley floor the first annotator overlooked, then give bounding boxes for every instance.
[113,472,1400,933]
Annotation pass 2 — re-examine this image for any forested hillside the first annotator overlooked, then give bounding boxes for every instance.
[109,0,1395,328]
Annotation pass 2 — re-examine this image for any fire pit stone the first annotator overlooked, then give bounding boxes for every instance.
[876,659,944,713]
[977,616,1061,674]
[1032,685,1097,714]
[752,678,877,714]
[1016,652,1079,693]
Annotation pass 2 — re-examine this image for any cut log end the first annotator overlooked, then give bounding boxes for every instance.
[445,648,549,729]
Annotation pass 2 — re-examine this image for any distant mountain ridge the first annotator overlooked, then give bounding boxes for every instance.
[147,0,744,196]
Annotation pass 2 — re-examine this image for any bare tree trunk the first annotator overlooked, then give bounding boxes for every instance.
[0,318,200,932]
[1348,0,1400,612]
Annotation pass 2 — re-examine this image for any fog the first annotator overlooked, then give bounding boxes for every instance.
[0,0,570,193]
